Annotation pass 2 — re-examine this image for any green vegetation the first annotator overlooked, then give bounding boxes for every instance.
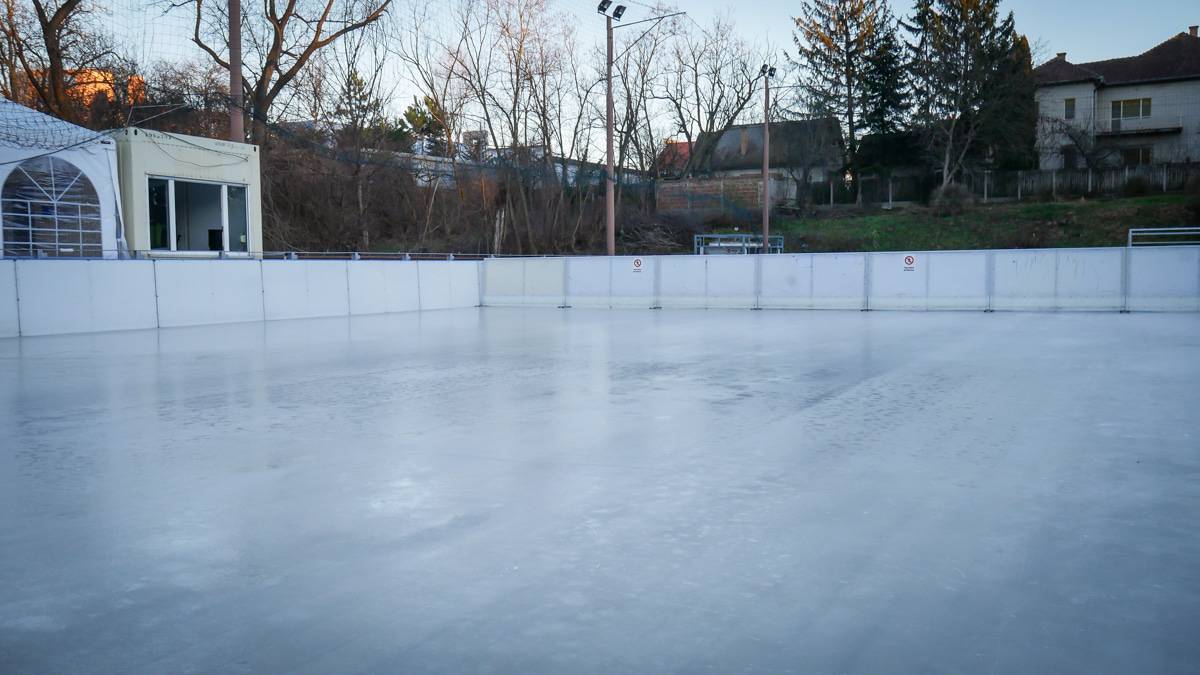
[765,195,1194,253]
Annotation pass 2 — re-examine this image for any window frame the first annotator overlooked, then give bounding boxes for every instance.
[1064,98,1076,120]
[145,175,250,255]
[2,156,104,258]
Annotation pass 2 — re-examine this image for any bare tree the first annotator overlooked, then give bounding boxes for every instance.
[184,0,390,144]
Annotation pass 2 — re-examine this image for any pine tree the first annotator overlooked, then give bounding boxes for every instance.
[791,0,888,182]
[860,15,908,138]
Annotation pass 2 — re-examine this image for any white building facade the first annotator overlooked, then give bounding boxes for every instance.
[1034,28,1200,170]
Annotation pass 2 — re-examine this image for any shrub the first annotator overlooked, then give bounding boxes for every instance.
[1186,176,1200,223]
[1122,175,1149,197]
[930,183,974,216]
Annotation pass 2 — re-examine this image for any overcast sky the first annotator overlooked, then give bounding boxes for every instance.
[578,0,1199,66]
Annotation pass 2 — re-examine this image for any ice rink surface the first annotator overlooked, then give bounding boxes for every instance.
[2,308,1199,674]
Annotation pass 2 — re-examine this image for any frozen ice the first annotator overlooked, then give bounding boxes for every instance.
[2,308,1199,674]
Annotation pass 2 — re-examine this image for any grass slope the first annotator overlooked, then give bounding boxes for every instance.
[768,195,1195,253]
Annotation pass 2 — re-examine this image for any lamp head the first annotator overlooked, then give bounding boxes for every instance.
[612,5,626,20]
[597,0,611,14]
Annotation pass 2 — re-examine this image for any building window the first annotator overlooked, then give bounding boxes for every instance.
[1061,146,1079,169]
[1064,98,1076,120]
[1111,98,1152,120]
[2,156,102,258]
[146,177,249,253]
[1119,147,1153,166]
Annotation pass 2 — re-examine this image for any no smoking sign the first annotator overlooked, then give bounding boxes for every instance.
[903,255,917,272]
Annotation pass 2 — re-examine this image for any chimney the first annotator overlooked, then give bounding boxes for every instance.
[1190,26,1198,37]
[1056,52,1067,60]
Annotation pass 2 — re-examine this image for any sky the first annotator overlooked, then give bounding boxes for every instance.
[586,0,1199,66]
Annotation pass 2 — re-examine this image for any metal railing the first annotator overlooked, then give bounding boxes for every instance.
[693,234,784,255]
[1127,228,1200,247]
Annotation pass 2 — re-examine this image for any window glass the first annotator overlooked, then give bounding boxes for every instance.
[148,178,170,250]
[1141,98,1151,117]
[227,185,248,252]
[1111,101,1121,119]
[1121,100,1140,119]
[1064,98,1075,120]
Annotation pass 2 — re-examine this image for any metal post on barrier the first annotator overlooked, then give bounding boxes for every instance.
[651,256,662,309]
[559,257,571,309]
[985,250,995,312]
[1121,236,1131,313]
[862,253,872,311]
[752,255,763,310]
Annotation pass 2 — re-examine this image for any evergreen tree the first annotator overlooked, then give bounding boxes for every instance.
[860,14,908,138]
[791,0,888,182]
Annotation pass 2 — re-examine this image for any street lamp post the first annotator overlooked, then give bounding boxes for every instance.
[598,1,625,256]
[760,64,775,254]
[228,0,243,142]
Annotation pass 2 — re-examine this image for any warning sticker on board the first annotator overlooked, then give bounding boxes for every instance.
[903,255,916,272]
[632,258,644,273]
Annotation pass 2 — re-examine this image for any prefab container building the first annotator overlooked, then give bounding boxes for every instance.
[113,128,262,256]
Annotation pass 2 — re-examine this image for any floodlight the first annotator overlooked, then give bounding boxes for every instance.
[612,5,626,20]
[768,67,777,77]
[597,0,611,13]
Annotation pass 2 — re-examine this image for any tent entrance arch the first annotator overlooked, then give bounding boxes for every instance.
[3,156,104,258]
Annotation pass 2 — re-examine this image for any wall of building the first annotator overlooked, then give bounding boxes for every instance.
[1036,81,1100,169]
[657,173,796,220]
[114,129,263,254]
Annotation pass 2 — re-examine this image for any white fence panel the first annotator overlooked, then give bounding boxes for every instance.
[418,261,479,310]
[759,255,814,309]
[0,260,17,337]
[15,259,158,335]
[1128,246,1200,311]
[155,260,264,327]
[993,250,1057,311]
[565,257,611,307]
[927,252,988,310]
[869,253,927,310]
[522,258,566,306]
[610,256,655,308]
[262,261,350,320]
[1056,248,1123,310]
[812,253,866,309]
[347,261,421,315]
[481,258,524,305]
[705,256,756,308]
[658,256,707,308]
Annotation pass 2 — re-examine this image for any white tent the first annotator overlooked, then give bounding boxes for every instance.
[1,98,125,258]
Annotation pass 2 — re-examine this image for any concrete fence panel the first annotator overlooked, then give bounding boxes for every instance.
[705,256,757,308]
[481,258,525,305]
[521,258,567,306]
[155,259,265,327]
[811,253,867,309]
[15,259,158,336]
[1055,248,1124,311]
[1128,246,1200,311]
[0,260,17,338]
[262,260,350,321]
[992,250,1058,311]
[869,253,928,310]
[418,260,479,311]
[347,260,421,316]
[759,254,815,309]
[609,256,655,308]
[658,255,707,308]
[926,252,988,310]
[565,257,612,307]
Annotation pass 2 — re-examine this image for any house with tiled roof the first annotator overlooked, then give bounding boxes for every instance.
[1033,26,1200,170]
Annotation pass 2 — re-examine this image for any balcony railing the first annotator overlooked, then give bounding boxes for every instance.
[1096,115,1184,135]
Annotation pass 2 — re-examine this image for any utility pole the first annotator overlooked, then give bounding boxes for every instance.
[228,0,244,143]
[597,3,683,256]
[605,12,616,256]
[760,65,775,254]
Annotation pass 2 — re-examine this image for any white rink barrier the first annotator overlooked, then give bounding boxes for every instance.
[3,259,481,337]
[479,247,1200,314]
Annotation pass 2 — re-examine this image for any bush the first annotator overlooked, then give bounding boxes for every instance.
[1122,175,1149,197]
[1186,176,1200,223]
[930,183,974,216]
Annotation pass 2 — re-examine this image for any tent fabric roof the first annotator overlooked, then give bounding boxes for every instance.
[0,98,109,151]
[1035,33,1200,87]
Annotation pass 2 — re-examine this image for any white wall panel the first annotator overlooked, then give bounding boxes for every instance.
[658,256,707,308]
[447,261,480,308]
[609,256,654,308]
[521,258,566,306]
[347,261,422,316]
[869,253,928,310]
[1055,248,1124,310]
[565,257,611,307]
[811,254,866,309]
[0,260,18,338]
[155,260,264,327]
[386,262,423,313]
[481,258,525,305]
[992,250,1057,311]
[704,256,756,308]
[262,261,350,320]
[1128,246,1200,311]
[15,260,158,335]
[759,255,814,309]
[927,252,988,310]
